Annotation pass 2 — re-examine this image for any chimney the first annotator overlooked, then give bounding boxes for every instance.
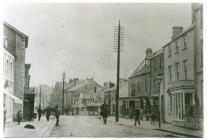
[109,82,115,88]
[172,26,183,40]
[145,48,153,59]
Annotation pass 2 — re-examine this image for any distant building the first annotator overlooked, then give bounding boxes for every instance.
[66,78,102,115]
[104,79,128,117]
[3,22,28,121]
[39,84,52,110]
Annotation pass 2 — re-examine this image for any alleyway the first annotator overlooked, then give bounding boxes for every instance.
[49,116,188,137]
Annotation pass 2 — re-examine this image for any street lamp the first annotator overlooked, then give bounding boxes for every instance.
[155,76,162,129]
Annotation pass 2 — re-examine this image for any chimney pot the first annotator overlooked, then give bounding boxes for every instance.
[172,26,183,40]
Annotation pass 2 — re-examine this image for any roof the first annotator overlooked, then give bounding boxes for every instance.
[163,24,195,49]
[152,49,163,58]
[129,60,150,78]
[69,79,102,92]
[4,21,29,48]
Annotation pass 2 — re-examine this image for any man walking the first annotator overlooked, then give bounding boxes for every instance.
[55,105,60,126]
[100,102,109,125]
[37,105,42,121]
[134,108,141,126]
[46,107,51,121]
[16,110,22,125]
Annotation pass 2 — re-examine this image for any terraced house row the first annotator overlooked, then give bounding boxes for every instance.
[124,3,203,129]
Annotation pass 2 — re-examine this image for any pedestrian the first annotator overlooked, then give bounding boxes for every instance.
[100,102,109,125]
[3,104,7,132]
[46,107,51,121]
[16,110,22,125]
[55,105,60,126]
[134,108,141,126]
[37,105,42,121]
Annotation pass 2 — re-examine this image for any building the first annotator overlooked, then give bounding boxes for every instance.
[104,79,128,117]
[150,49,164,120]
[163,25,195,125]
[128,48,152,118]
[104,82,115,116]
[66,78,102,115]
[3,22,28,121]
[39,84,52,110]
[23,64,35,121]
[192,3,203,114]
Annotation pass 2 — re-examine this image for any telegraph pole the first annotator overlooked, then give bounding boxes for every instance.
[62,71,65,115]
[114,20,124,122]
[39,85,41,107]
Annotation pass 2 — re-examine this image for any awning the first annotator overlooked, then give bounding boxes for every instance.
[4,92,23,104]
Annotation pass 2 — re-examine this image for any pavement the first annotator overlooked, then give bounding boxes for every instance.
[4,115,55,138]
[114,117,203,138]
[49,115,192,137]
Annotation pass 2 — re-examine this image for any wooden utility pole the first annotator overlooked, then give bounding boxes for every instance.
[62,72,65,115]
[114,20,124,122]
[39,85,41,107]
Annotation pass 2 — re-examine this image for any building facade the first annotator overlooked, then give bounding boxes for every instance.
[150,49,164,120]
[128,48,152,118]
[23,64,35,121]
[3,22,28,121]
[163,25,195,125]
[192,4,203,114]
[65,78,102,115]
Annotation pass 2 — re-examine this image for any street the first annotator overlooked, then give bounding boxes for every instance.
[49,116,188,137]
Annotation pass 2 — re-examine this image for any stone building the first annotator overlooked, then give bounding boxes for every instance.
[65,78,102,115]
[150,49,164,120]
[128,48,152,118]
[192,3,203,115]
[3,22,28,120]
[163,25,195,125]
[23,64,35,121]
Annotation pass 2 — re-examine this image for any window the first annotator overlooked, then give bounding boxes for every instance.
[200,39,203,66]
[160,57,163,68]
[168,44,171,57]
[175,40,179,54]
[137,81,140,92]
[94,87,96,93]
[154,60,157,70]
[183,60,188,80]
[175,62,180,80]
[170,95,172,112]
[183,36,187,50]
[145,80,147,91]
[168,66,172,81]
[131,84,135,96]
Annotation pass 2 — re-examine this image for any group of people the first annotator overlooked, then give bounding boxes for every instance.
[37,105,60,126]
[13,105,60,126]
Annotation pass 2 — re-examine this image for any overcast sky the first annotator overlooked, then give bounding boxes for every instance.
[3,3,191,87]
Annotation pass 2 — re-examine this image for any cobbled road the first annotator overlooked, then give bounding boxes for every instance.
[49,115,188,137]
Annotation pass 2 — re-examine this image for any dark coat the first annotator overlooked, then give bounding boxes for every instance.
[37,108,42,115]
[135,109,140,118]
[100,104,109,118]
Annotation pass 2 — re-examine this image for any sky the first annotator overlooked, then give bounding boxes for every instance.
[2,3,192,87]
